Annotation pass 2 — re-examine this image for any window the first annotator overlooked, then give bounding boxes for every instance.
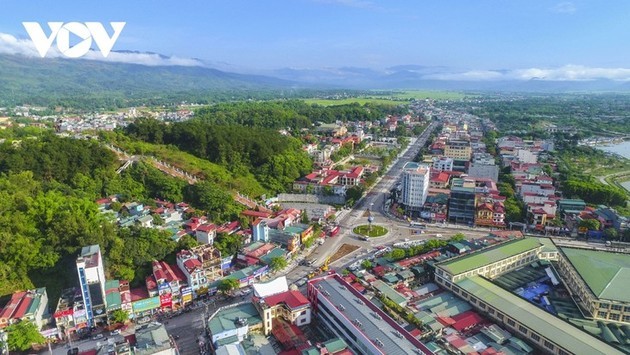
[622,315,630,323]
[488,308,495,315]
[558,349,571,355]
[507,319,515,326]
[530,333,540,342]
[624,306,630,313]
[610,313,620,321]
[598,311,608,318]
[543,340,554,350]
[300,310,307,315]
[611,304,622,311]
[518,325,528,334]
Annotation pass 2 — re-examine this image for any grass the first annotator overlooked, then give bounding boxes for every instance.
[353,224,388,237]
[303,98,408,106]
[382,90,475,100]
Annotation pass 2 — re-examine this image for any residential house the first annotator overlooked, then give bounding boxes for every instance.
[0,288,49,330]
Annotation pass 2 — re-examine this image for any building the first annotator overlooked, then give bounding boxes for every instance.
[555,247,630,324]
[432,238,626,355]
[444,140,472,161]
[195,223,217,245]
[468,163,499,182]
[176,249,208,296]
[451,276,623,355]
[432,156,454,172]
[76,245,107,327]
[208,303,263,349]
[53,288,87,340]
[401,162,430,216]
[0,288,49,330]
[307,273,432,355]
[134,322,177,355]
[253,290,311,335]
[447,187,476,225]
[152,261,184,309]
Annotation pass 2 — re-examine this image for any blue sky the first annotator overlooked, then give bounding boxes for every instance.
[1,0,629,77]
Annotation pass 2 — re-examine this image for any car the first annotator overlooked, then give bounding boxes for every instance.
[110,330,120,336]
[91,334,104,340]
[295,278,307,287]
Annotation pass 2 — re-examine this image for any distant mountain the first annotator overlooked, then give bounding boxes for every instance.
[270,66,630,92]
[0,54,301,107]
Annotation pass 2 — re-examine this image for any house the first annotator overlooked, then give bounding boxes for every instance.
[0,288,49,330]
[137,215,153,228]
[176,250,208,295]
[195,223,218,244]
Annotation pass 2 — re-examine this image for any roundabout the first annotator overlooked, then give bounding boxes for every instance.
[353,224,388,238]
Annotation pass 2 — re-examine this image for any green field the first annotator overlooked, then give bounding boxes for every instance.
[353,224,388,237]
[385,90,475,100]
[303,98,408,106]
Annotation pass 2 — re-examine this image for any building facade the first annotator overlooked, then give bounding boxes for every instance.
[401,162,430,215]
[76,245,107,327]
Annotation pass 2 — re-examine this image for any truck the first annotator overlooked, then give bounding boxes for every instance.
[328,225,340,237]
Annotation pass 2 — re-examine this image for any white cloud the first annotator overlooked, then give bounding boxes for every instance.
[0,32,204,67]
[550,2,576,14]
[423,65,630,82]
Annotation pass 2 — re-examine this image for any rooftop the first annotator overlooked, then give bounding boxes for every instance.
[560,247,630,303]
[311,274,432,355]
[208,303,262,335]
[438,238,541,276]
[456,276,624,355]
[134,323,173,355]
[263,290,309,309]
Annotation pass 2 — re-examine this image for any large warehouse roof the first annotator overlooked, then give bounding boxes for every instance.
[561,247,630,303]
[457,276,625,355]
[438,238,541,275]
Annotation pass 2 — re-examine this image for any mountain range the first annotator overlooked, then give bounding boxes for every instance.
[1,52,630,107]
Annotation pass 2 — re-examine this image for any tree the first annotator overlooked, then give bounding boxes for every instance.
[152,214,164,226]
[218,278,240,295]
[361,259,372,269]
[110,309,129,324]
[345,185,364,202]
[270,256,288,272]
[604,228,619,240]
[6,321,45,351]
[579,219,601,231]
[388,248,406,261]
[450,233,466,242]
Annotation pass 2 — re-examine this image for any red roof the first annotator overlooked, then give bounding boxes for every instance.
[196,224,217,233]
[452,311,485,332]
[264,290,309,309]
[130,287,149,301]
[0,291,29,321]
[183,259,202,273]
[241,210,272,218]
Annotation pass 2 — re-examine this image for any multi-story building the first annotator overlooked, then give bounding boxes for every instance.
[53,288,87,340]
[76,245,107,327]
[401,162,430,216]
[444,140,472,161]
[432,156,454,172]
[191,245,223,291]
[468,163,499,182]
[134,322,177,355]
[0,288,49,330]
[152,261,184,309]
[176,250,208,296]
[432,238,625,355]
[555,247,630,324]
[253,289,311,335]
[307,273,432,355]
[447,187,476,225]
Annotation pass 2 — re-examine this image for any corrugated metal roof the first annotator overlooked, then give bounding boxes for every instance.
[457,276,625,355]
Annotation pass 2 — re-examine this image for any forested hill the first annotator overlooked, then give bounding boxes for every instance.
[125,119,313,192]
[194,100,409,129]
[0,54,300,108]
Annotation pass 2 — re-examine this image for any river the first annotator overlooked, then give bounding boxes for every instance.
[596,140,630,159]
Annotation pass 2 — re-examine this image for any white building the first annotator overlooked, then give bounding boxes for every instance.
[432,156,454,172]
[401,162,430,213]
[76,245,107,327]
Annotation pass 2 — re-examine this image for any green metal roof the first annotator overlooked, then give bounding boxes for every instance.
[322,338,348,353]
[456,276,625,355]
[561,247,630,302]
[215,334,240,347]
[372,280,407,306]
[208,303,262,335]
[438,238,542,275]
[537,238,558,254]
[259,247,287,265]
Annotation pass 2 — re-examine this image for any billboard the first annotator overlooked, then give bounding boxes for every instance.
[160,293,172,308]
[132,296,160,313]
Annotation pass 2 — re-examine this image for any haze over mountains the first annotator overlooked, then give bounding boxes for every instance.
[2,50,630,107]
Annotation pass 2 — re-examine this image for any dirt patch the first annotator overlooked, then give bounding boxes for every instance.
[329,243,360,263]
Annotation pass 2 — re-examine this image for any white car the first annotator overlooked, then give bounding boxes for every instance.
[110,330,120,336]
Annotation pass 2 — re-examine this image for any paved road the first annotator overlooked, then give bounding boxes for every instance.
[309,121,439,267]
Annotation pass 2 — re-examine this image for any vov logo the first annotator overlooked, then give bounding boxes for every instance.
[22,22,126,58]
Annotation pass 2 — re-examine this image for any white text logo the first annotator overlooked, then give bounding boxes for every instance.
[22,22,126,58]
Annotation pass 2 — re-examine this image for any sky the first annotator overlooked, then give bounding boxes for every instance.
[1,0,630,80]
